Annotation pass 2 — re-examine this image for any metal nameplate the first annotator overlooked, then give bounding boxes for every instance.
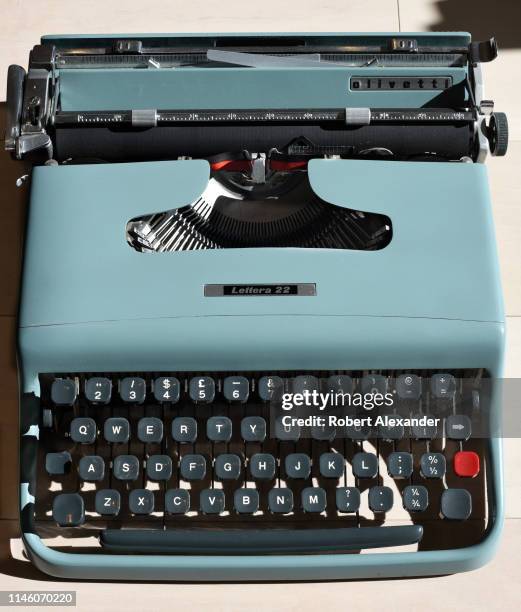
[204,284,316,297]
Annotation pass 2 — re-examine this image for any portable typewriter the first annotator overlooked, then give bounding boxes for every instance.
[5,32,507,580]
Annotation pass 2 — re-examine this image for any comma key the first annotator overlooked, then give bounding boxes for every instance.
[336,487,361,512]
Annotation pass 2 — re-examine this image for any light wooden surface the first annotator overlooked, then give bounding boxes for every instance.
[0,1,520,609]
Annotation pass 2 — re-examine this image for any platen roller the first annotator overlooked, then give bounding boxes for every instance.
[54,124,474,162]
[55,125,474,161]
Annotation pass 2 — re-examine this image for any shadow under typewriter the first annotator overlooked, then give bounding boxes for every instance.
[127,169,392,252]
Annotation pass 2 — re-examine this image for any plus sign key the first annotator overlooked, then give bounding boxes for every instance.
[431,373,456,399]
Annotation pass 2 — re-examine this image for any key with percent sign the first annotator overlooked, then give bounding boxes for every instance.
[420,453,446,478]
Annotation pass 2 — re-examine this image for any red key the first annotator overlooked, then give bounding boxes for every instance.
[454,451,480,477]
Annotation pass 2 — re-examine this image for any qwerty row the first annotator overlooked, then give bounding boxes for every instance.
[49,373,459,405]
[66,414,474,444]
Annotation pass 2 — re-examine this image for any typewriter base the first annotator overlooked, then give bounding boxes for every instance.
[22,520,503,582]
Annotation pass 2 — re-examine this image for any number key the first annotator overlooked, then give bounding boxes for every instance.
[85,377,112,404]
[120,377,146,403]
[361,374,388,395]
[223,376,249,403]
[258,376,284,401]
[326,375,353,395]
[189,376,215,403]
[153,377,180,403]
[292,375,319,394]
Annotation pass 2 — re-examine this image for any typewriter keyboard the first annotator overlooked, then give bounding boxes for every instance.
[27,370,491,554]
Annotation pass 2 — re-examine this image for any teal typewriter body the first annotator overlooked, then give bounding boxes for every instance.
[5,32,507,581]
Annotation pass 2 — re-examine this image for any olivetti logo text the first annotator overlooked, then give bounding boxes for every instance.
[350,76,452,90]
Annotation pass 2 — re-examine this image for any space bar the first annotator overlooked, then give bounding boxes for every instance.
[100,525,423,554]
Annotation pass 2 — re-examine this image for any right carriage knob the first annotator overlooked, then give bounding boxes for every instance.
[488,112,509,156]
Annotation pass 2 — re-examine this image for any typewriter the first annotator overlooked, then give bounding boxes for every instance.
[5,32,507,581]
